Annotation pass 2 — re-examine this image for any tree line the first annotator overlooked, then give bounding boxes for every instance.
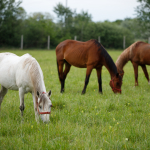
[0,0,149,49]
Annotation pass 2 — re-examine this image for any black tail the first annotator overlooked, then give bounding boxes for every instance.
[56,59,61,83]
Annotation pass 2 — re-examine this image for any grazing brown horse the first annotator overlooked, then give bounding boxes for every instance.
[56,39,122,94]
[116,41,150,86]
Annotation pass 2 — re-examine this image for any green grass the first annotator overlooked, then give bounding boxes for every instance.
[0,49,150,149]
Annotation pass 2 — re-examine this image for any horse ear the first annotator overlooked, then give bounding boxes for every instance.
[37,91,40,97]
[48,90,52,97]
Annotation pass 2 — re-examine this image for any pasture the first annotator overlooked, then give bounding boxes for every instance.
[0,50,150,149]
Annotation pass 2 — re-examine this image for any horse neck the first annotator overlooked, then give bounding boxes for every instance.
[115,48,130,71]
[30,61,46,94]
[102,52,118,78]
[34,78,46,94]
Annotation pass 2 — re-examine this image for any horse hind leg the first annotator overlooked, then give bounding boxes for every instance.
[57,59,71,93]
[141,65,150,84]
[0,86,8,110]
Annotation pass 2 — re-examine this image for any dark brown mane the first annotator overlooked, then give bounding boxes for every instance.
[92,39,118,75]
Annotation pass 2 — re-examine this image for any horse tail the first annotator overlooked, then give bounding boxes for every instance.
[56,59,61,83]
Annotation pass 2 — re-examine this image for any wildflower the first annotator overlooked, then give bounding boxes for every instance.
[125,138,128,141]
[31,125,33,129]
[109,126,112,129]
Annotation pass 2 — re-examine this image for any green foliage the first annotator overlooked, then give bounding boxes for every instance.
[0,0,24,47]
[0,1,148,49]
[22,12,57,49]
[135,0,150,38]
[0,50,150,149]
[84,21,134,49]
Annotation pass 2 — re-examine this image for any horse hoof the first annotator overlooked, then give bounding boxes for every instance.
[60,90,64,93]
[81,91,85,95]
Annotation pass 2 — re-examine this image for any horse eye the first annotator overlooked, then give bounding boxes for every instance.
[50,104,53,107]
[39,105,42,109]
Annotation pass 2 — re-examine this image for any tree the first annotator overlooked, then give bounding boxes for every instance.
[22,12,57,48]
[74,11,92,41]
[0,0,25,47]
[136,0,150,38]
[53,3,75,28]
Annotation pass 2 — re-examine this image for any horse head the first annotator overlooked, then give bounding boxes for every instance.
[109,73,122,93]
[36,90,53,123]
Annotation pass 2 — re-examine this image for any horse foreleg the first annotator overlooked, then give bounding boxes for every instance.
[32,93,39,122]
[141,65,150,84]
[132,62,138,86]
[82,66,93,94]
[19,88,25,117]
[0,86,8,110]
[96,67,102,94]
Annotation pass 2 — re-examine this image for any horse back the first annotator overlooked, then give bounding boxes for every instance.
[130,42,150,64]
[56,40,101,68]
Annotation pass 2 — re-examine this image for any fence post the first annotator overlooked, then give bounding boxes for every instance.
[98,36,101,43]
[148,37,150,44]
[74,36,77,41]
[21,35,23,50]
[123,36,126,49]
[48,35,50,50]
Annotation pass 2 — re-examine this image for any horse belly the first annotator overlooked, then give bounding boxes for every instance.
[64,53,87,68]
[65,58,87,68]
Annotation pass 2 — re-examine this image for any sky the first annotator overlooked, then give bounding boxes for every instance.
[18,0,140,22]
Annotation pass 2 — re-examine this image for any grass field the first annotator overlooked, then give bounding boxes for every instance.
[0,49,150,150]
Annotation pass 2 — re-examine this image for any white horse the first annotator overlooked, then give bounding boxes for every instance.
[0,52,52,123]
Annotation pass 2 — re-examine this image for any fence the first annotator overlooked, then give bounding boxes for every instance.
[19,35,150,50]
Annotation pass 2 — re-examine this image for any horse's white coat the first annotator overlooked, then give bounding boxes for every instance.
[0,52,52,122]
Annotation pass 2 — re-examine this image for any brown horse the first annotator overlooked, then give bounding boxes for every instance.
[56,39,122,94]
[116,41,150,86]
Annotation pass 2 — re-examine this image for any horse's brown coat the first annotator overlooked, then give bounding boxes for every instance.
[56,39,122,94]
[116,41,150,86]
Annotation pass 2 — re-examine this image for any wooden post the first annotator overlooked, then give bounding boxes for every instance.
[98,36,101,43]
[74,36,77,41]
[148,37,150,44]
[48,35,50,50]
[21,35,23,50]
[123,36,126,49]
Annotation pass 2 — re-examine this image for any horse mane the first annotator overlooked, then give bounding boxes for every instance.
[23,55,44,93]
[92,39,118,74]
[116,41,145,71]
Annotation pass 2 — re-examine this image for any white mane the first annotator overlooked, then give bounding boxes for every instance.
[22,54,45,93]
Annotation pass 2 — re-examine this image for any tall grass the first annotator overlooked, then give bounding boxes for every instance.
[0,50,150,149]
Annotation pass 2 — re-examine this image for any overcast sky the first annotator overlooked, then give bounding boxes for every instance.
[19,0,140,22]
